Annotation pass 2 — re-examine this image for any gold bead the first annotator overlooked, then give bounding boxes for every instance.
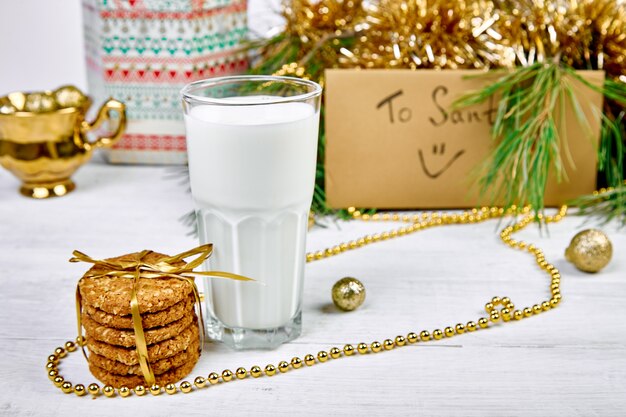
[265,364,277,376]
[54,347,66,358]
[74,384,86,396]
[165,383,177,395]
[180,381,193,393]
[484,303,494,312]
[523,307,533,317]
[104,385,116,397]
[444,327,455,337]
[407,333,418,343]
[208,372,220,384]
[133,385,146,396]
[149,385,161,396]
[466,321,477,332]
[48,369,59,380]
[46,362,56,371]
[513,310,523,320]
[47,354,59,364]
[250,366,262,378]
[383,339,395,350]
[304,354,316,365]
[343,345,355,356]
[420,331,431,341]
[278,361,290,373]
[119,386,131,397]
[292,356,304,367]
[542,301,551,311]
[330,347,342,358]
[371,341,382,352]
[565,229,612,272]
[61,381,73,394]
[532,304,542,315]
[357,343,368,354]
[236,367,248,379]
[492,296,501,305]
[222,369,234,382]
[501,297,511,305]
[478,318,489,328]
[432,329,444,340]
[332,277,366,311]
[505,302,515,310]
[194,376,207,388]
[53,376,64,387]
[501,308,511,321]
[318,351,329,361]
[88,383,101,396]
[395,336,406,346]
[64,341,76,352]
[550,299,559,308]
[489,311,500,322]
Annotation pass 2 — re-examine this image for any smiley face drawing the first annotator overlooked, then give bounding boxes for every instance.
[417,143,465,179]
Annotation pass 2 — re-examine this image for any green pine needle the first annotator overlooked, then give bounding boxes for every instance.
[455,62,626,223]
[570,183,626,226]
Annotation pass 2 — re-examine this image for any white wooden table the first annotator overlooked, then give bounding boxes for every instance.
[0,159,624,416]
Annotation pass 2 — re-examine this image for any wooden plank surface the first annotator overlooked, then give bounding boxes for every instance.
[0,159,624,416]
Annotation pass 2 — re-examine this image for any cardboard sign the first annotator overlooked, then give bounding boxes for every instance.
[324,69,604,209]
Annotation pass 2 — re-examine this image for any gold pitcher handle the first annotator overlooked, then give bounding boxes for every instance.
[81,98,127,150]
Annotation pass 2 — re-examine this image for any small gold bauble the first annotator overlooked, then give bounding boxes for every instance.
[119,386,131,397]
[565,229,613,273]
[332,277,366,311]
[165,383,177,395]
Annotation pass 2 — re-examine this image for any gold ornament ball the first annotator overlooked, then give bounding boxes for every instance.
[565,229,613,273]
[332,277,366,311]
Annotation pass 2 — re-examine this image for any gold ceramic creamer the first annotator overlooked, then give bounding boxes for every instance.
[0,86,126,198]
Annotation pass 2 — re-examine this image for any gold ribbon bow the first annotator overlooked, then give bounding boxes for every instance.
[71,244,252,386]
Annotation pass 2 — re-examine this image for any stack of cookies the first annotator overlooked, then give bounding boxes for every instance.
[78,251,201,388]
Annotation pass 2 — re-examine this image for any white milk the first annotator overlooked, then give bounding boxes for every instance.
[185,98,319,330]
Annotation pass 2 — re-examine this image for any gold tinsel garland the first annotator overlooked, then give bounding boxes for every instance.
[257,0,626,81]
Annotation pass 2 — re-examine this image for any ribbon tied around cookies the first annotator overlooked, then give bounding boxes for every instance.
[71,244,253,386]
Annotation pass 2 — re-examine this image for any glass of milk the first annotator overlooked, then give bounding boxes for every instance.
[181,76,322,349]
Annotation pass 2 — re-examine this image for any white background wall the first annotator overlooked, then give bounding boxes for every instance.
[0,0,281,94]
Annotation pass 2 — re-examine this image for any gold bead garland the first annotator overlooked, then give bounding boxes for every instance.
[46,201,576,398]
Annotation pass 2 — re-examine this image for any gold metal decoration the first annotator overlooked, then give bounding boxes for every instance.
[332,277,366,311]
[0,85,127,198]
[46,200,573,398]
[565,229,613,273]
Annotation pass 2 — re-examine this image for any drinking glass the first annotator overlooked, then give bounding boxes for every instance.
[181,76,322,349]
